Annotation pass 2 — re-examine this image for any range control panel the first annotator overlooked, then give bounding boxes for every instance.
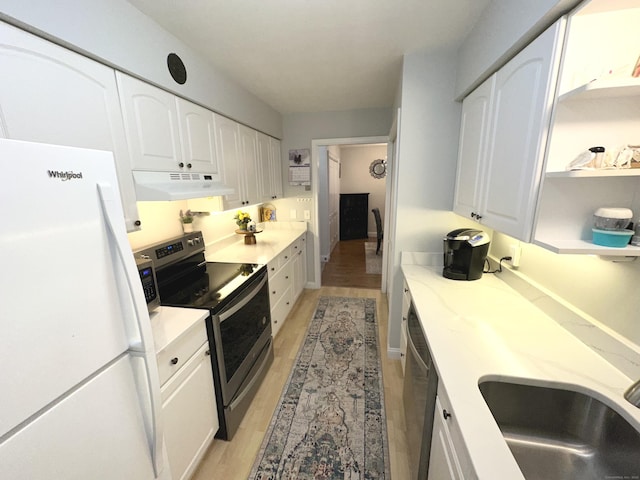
[134,231,205,270]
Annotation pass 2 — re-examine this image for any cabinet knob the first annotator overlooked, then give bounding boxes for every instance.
[400,353,405,358]
[404,288,409,293]
[187,163,192,169]
[178,162,184,168]
[285,275,289,279]
[205,350,211,356]
[272,290,276,294]
[134,220,142,227]
[170,357,179,365]
[443,409,452,420]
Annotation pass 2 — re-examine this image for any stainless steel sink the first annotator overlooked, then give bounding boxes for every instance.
[478,380,640,480]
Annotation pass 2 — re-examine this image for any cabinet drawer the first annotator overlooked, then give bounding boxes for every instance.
[269,261,293,302]
[437,383,473,478]
[157,321,207,386]
[276,246,293,269]
[271,286,293,336]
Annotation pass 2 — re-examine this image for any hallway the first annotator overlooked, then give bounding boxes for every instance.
[321,238,382,289]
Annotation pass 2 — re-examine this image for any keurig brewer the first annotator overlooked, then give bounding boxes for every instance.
[443,228,490,280]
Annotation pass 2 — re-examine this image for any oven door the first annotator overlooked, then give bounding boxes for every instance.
[210,268,271,406]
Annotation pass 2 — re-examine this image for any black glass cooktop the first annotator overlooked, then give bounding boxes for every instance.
[158,260,265,313]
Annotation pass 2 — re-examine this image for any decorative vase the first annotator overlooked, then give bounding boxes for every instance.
[182,223,193,233]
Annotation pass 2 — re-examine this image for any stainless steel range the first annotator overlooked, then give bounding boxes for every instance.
[135,232,273,440]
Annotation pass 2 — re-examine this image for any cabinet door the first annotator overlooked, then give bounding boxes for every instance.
[238,124,260,206]
[256,132,273,201]
[0,22,140,232]
[214,113,244,209]
[453,76,494,220]
[117,73,183,172]
[161,343,218,480]
[428,397,464,480]
[176,98,221,177]
[292,236,307,299]
[269,138,284,199]
[400,282,411,374]
[481,21,563,241]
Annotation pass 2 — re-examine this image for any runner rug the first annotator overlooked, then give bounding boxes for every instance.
[249,296,390,479]
[364,242,382,274]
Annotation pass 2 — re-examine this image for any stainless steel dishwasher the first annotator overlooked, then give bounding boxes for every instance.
[402,301,439,480]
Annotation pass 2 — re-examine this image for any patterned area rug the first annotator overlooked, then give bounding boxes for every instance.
[364,242,382,274]
[249,296,390,479]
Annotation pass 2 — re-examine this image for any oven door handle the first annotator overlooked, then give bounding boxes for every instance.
[218,272,268,323]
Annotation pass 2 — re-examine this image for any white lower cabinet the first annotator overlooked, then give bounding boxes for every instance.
[160,329,218,480]
[428,384,476,480]
[400,281,411,375]
[267,233,308,337]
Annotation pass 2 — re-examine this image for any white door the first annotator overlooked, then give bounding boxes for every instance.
[453,76,494,221]
[0,22,140,232]
[117,72,183,172]
[256,131,273,201]
[176,97,221,177]
[0,140,135,438]
[481,20,563,241]
[215,113,244,209]
[238,124,260,206]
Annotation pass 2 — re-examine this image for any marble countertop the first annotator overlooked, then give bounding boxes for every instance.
[204,222,307,265]
[149,306,209,355]
[401,264,640,479]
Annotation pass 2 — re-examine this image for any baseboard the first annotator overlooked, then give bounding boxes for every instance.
[387,347,401,360]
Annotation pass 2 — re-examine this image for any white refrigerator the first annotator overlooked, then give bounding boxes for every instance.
[0,139,170,480]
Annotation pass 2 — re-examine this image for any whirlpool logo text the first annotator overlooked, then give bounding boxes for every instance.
[47,170,84,181]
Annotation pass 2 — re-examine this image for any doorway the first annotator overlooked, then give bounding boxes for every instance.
[311,137,389,289]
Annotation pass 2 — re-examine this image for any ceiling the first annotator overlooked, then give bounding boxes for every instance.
[126,0,490,114]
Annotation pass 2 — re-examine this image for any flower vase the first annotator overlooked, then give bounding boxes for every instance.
[182,223,194,233]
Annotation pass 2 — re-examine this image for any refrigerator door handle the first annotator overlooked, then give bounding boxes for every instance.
[97,183,164,478]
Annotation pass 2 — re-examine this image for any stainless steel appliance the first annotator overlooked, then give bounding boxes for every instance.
[134,232,273,440]
[136,257,160,313]
[443,228,490,281]
[403,301,439,480]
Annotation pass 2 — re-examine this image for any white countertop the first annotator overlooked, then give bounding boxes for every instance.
[401,265,640,480]
[149,306,209,355]
[204,222,307,264]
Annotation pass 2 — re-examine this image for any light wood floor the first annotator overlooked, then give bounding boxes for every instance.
[192,287,410,480]
[321,239,383,289]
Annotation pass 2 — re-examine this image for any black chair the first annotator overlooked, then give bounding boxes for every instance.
[372,208,383,255]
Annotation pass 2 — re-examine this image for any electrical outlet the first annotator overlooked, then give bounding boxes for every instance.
[304,210,311,220]
[509,244,522,268]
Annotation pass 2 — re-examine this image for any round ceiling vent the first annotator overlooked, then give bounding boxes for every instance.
[167,53,187,85]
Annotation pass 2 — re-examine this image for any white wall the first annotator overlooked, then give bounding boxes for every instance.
[282,108,393,284]
[0,0,282,138]
[455,0,582,99]
[387,48,475,350]
[339,144,387,236]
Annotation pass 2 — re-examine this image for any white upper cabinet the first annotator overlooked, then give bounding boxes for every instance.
[0,21,140,232]
[454,19,564,242]
[176,98,222,180]
[257,132,284,201]
[453,76,494,221]
[116,73,183,172]
[238,124,260,206]
[214,113,244,209]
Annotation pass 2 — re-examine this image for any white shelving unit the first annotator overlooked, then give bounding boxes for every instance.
[533,0,640,257]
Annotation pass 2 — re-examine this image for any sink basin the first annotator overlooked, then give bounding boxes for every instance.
[478,380,640,480]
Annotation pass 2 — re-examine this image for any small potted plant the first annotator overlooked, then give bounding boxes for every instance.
[180,209,194,232]
[234,211,251,231]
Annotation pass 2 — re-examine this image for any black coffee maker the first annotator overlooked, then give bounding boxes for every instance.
[443,228,490,281]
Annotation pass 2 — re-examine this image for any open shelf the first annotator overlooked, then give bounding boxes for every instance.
[559,78,640,102]
[546,169,640,178]
[534,238,640,256]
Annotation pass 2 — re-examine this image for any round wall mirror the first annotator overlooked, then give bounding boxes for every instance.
[369,159,387,179]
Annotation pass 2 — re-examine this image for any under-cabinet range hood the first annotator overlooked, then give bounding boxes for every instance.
[132,170,234,201]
